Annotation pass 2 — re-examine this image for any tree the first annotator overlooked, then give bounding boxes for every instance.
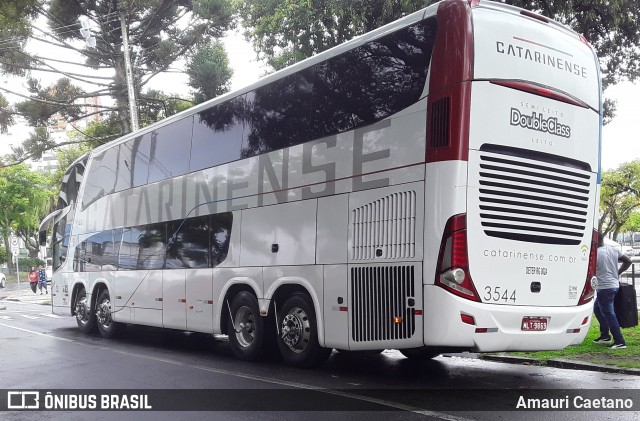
[238,0,640,123]
[0,0,39,76]
[599,160,640,238]
[620,212,640,234]
[0,0,235,165]
[237,0,425,70]
[187,41,233,104]
[0,164,50,273]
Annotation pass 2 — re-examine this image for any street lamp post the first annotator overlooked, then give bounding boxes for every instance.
[80,13,139,132]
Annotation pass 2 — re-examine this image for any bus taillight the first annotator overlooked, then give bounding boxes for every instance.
[578,229,598,305]
[435,214,480,302]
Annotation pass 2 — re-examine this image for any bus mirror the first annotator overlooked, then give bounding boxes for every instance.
[38,230,47,246]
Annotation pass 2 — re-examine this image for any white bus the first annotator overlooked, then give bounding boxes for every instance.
[40,0,601,367]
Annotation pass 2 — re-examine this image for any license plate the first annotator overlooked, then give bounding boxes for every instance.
[521,317,548,331]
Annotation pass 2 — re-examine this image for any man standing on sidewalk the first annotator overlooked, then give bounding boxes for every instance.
[37,264,48,295]
[593,233,632,349]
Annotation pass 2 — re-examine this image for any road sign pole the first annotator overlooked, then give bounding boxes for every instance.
[14,252,20,292]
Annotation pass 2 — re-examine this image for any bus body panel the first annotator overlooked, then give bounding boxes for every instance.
[423,162,468,285]
[423,286,591,351]
[468,82,599,170]
[467,82,599,307]
[73,102,427,237]
[323,264,349,349]
[472,6,600,111]
[186,268,214,333]
[240,200,318,267]
[316,195,349,264]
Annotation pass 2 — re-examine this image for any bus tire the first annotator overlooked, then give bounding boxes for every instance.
[95,289,118,338]
[226,291,266,361]
[400,347,441,360]
[277,293,331,368]
[75,288,96,334]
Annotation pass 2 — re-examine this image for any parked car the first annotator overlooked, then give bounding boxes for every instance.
[0,273,5,288]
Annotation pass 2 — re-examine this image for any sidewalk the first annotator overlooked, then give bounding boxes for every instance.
[0,285,51,306]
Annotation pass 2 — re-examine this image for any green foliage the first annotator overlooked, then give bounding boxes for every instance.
[187,42,233,103]
[0,0,38,76]
[15,78,84,127]
[0,93,15,134]
[511,316,640,370]
[0,164,50,272]
[138,90,196,125]
[237,0,425,70]
[0,0,236,167]
[19,257,44,271]
[600,160,640,237]
[620,212,640,233]
[238,0,640,121]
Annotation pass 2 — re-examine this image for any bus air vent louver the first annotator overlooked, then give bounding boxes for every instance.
[350,265,416,342]
[477,146,593,245]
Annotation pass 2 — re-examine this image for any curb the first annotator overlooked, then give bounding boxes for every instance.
[480,354,640,376]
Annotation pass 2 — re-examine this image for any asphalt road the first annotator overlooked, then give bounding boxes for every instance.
[0,297,638,421]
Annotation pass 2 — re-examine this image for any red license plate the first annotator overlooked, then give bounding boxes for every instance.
[521,317,548,331]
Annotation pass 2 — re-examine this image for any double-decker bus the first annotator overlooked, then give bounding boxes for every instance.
[40,0,601,368]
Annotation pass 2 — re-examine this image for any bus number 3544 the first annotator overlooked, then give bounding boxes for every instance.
[484,286,517,303]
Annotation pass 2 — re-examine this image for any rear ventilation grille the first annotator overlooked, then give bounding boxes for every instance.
[352,191,416,260]
[477,148,593,245]
[351,265,416,342]
[429,97,450,147]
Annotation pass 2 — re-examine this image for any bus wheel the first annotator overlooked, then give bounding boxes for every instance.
[75,288,96,334]
[277,293,331,368]
[400,348,441,360]
[95,289,118,338]
[227,291,266,361]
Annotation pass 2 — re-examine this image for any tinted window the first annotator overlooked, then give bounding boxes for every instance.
[210,212,232,267]
[191,97,245,171]
[135,224,167,270]
[84,230,119,271]
[310,19,435,139]
[131,134,151,188]
[52,217,70,272]
[166,215,210,269]
[82,147,119,208]
[114,143,133,192]
[119,227,142,270]
[74,240,86,272]
[59,157,86,209]
[242,70,313,158]
[147,117,193,184]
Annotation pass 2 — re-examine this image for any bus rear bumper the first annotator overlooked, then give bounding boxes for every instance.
[423,286,594,352]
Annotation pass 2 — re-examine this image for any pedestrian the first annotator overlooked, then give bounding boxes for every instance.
[37,264,48,295]
[593,233,632,349]
[28,267,38,294]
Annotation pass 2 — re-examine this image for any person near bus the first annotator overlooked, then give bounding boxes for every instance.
[37,264,48,295]
[28,267,39,294]
[593,233,632,349]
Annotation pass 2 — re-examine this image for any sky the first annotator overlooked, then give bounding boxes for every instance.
[0,24,638,172]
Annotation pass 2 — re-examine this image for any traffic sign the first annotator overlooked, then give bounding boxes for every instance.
[10,235,19,249]
[12,249,19,257]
